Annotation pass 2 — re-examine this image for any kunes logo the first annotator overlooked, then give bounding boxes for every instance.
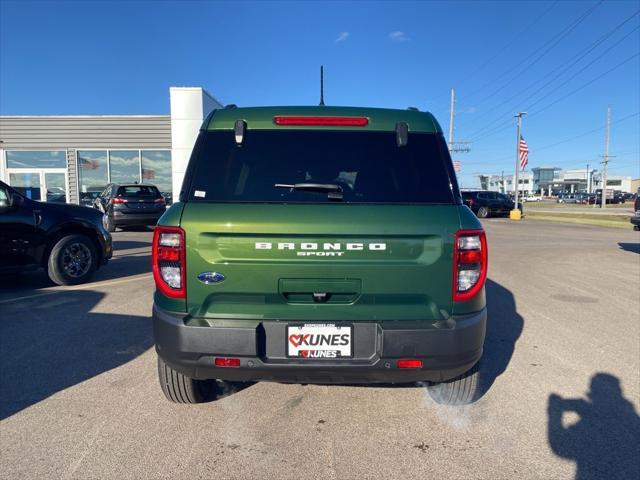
[289,333,350,358]
[255,242,387,257]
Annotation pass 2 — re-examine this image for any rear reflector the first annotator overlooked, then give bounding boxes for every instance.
[274,116,369,127]
[397,359,423,369]
[214,358,241,368]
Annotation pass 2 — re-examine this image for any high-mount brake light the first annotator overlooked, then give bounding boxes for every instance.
[152,226,186,299]
[453,229,488,302]
[273,116,369,127]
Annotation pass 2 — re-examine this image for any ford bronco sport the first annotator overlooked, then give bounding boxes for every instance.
[152,106,488,405]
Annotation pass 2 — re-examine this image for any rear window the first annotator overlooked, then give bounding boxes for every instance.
[117,185,160,197]
[185,130,457,204]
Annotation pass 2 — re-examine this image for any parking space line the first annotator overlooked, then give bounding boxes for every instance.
[0,273,152,305]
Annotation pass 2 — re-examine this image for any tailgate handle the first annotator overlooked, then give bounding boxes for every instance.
[312,292,329,303]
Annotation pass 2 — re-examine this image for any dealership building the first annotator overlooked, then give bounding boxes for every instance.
[0,87,222,204]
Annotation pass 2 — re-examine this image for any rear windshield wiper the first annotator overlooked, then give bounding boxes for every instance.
[274,183,343,201]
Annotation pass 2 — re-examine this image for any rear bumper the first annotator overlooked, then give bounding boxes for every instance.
[152,305,486,383]
[112,211,163,226]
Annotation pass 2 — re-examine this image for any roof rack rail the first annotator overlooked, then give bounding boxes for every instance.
[224,104,238,109]
[407,107,419,111]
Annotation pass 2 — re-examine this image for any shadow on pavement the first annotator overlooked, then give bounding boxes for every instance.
[290,279,523,404]
[112,240,152,250]
[548,373,640,479]
[617,242,640,254]
[476,278,524,398]
[0,290,153,420]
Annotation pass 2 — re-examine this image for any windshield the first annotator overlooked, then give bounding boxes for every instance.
[185,130,457,204]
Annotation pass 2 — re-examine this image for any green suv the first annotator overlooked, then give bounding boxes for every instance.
[152,106,488,405]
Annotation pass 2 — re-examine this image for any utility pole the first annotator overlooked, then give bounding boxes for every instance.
[448,87,471,154]
[513,112,527,215]
[501,170,505,194]
[586,163,590,194]
[600,106,612,209]
[449,88,455,147]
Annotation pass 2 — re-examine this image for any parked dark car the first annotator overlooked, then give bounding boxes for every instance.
[0,180,112,285]
[631,189,640,231]
[79,188,104,207]
[93,183,166,232]
[461,190,522,218]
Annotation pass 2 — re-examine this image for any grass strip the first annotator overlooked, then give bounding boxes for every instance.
[525,211,633,229]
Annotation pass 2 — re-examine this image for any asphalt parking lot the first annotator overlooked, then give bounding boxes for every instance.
[1,221,638,480]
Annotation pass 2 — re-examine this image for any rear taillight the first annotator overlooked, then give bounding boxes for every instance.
[154,197,166,205]
[152,226,185,299]
[112,197,128,204]
[273,116,369,127]
[453,229,487,302]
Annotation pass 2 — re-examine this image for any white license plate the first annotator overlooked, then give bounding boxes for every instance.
[287,324,352,359]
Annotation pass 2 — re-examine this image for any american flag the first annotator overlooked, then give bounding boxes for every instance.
[519,135,529,170]
[452,160,461,172]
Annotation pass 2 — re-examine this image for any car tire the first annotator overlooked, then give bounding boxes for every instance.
[157,356,216,404]
[102,213,116,233]
[426,361,480,406]
[477,206,489,218]
[47,234,98,286]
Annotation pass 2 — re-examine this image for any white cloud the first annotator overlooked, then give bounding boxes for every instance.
[335,32,350,43]
[388,31,408,42]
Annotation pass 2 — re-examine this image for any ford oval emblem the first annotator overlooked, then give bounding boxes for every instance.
[197,272,226,285]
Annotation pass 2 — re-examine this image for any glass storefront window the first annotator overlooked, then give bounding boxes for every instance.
[141,150,172,201]
[109,150,140,184]
[77,150,108,197]
[6,150,66,168]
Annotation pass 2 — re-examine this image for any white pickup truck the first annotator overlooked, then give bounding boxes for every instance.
[522,194,543,202]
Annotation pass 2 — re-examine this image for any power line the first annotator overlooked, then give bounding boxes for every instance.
[462,0,603,108]
[462,1,560,82]
[469,52,640,143]
[460,10,639,135]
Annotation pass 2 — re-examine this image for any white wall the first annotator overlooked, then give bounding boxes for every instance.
[170,87,223,199]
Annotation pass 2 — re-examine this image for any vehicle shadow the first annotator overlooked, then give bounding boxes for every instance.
[0,290,154,420]
[0,241,151,294]
[112,240,151,250]
[290,278,522,404]
[547,373,640,479]
[475,278,524,399]
[618,242,640,254]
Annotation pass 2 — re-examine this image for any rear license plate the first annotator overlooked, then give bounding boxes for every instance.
[286,324,352,359]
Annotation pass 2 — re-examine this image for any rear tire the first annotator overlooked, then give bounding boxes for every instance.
[477,206,489,218]
[426,361,480,406]
[157,356,216,404]
[47,234,98,286]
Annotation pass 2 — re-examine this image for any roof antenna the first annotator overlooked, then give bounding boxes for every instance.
[319,65,325,106]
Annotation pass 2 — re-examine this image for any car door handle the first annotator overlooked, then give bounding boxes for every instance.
[33,209,42,226]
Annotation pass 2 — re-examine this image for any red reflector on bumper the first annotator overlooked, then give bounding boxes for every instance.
[397,359,423,369]
[214,358,240,368]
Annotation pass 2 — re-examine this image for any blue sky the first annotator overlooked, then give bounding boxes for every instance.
[1,0,638,185]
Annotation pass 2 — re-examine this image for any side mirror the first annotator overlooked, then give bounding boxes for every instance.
[10,193,24,208]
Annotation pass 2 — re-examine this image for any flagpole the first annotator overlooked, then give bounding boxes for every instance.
[512,112,527,220]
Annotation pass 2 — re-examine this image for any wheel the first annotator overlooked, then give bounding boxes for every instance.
[426,361,480,406]
[157,356,216,404]
[47,234,98,285]
[477,206,489,218]
[102,213,116,232]
[634,225,640,231]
